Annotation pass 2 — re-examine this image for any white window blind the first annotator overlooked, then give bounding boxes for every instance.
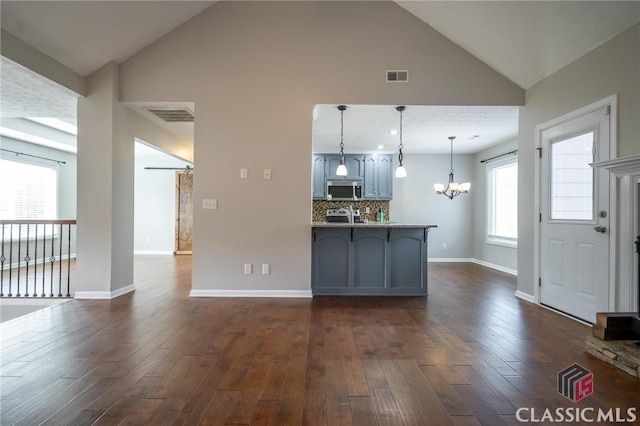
[487,156,518,247]
[0,158,58,240]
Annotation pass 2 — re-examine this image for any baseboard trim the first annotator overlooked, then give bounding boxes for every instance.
[190,289,313,298]
[74,284,135,300]
[134,251,174,255]
[471,259,517,276]
[515,290,535,304]
[428,258,474,263]
[428,258,517,276]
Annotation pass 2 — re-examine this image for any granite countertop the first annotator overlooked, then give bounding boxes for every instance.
[312,221,437,229]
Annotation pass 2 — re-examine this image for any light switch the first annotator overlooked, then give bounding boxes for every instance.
[203,199,217,209]
[244,264,252,275]
[240,168,248,179]
[263,169,272,180]
[262,264,270,275]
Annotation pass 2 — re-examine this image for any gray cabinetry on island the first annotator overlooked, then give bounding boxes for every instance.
[311,223,436,295]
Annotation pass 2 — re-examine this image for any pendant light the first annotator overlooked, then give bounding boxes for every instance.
[395,106,407,178]
[434,136,470,199]
[336,105,348,176]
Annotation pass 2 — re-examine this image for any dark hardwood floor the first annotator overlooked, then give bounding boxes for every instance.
[1,256,638,425]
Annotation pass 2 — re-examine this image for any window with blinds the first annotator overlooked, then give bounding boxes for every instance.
[487,156,518,247]
[0,158,58,239]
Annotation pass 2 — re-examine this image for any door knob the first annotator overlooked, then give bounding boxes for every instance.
[594,226,607,233]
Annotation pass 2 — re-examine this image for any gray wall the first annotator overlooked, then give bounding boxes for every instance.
[471,139,518,272]
[518,24,640,297]
[119,1,523,294]
[391,153,474,260]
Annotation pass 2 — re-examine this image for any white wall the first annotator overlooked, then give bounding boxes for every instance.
[518,24,639,298]
[118,1,523,294]
[472,139,518,272]
[391,153,474,260]
[134,143,191,254]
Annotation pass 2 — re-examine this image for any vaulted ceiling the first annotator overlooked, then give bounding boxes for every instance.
[1,1,638,153]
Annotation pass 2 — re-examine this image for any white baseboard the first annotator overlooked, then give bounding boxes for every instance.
[471,259,518,276]
[190,289,313,298]
[428,258,475,263]
[428,258,517,276]
[515,290,535,303]
[74,284,135,300]
[134,251,174,255]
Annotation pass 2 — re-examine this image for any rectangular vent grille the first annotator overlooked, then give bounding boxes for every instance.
[146,108,194,122]
[386,70,409,83]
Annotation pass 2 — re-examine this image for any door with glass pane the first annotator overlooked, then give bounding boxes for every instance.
[540,107,610,322]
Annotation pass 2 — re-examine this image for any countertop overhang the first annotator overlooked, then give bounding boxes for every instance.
[312,222,437,229]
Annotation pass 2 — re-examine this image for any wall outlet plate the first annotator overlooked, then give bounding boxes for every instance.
[240,168,248,179]
[244,264,252,274]
[203,199,217,209]
[263,169,272,180]
[262,264,270,275]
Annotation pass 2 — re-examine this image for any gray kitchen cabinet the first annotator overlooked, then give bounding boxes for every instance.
[353,229,387,288]
[389,228,427,289]
[312,225,434,295]
[312,154,326,199]
[324,154,365,180]
[363,154,393,200]
[311,228,351,289]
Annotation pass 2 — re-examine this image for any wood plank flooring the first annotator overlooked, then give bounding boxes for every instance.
[1,256,639,425]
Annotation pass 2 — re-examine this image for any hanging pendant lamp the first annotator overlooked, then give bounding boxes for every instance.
[434,136,470,199]
[395,106,407,178]
[336,105,348,176]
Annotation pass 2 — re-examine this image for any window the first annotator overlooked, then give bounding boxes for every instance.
[487,156,518,247]
[0,157,58,220]
[550,131,594,221]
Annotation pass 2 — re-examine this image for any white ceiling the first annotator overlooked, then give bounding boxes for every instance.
[1,1,216,77]
[1,1,637,154]
[397,1,640,89]
[312,104,519,154]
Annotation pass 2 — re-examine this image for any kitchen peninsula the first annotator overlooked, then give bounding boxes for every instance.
[311,222,437,295]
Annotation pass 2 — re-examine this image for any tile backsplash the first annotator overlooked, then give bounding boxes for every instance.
[312,200,390,222]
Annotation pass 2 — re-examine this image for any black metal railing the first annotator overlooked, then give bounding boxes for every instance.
[0,220,76,298]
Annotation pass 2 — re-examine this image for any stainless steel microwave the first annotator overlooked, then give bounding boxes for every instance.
[326,180,362,201]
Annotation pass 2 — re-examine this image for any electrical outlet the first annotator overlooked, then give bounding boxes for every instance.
[243,264,252,274]
[240,168,248,179]
[365,207,371,214]
[442,243,447,250]
[262,264,270,275]
[263,169,272,180]
[203,199,217,209]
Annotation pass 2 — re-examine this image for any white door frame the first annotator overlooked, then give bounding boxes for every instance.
[533,95,618,312]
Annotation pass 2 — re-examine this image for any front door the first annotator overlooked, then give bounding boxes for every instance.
[539,106,611,322]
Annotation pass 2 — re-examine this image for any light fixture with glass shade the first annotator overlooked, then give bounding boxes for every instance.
[335,105,348,176]
[395,106,407,178]
[434,136,470,199]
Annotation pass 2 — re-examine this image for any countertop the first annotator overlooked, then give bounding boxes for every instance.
[312,221,437,229]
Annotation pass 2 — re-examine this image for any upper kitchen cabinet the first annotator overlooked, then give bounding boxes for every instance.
[325,154,365,180]
[312,154,327,199]
[363,154,393,200]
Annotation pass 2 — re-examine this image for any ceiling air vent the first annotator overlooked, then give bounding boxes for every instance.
[386,70,409,83]
[146,108,194,122]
